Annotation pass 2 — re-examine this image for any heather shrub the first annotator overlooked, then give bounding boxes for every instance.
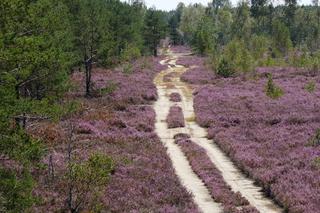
[307,129,320,147]
[216,58,234,78]
[304,81,316,93]
[175,138,256,212]
[173,133,191,140]
[265,74,283,99]
[166,106,185,128]
[169,93,182,102]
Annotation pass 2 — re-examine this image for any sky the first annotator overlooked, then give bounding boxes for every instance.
[124,0,314,11]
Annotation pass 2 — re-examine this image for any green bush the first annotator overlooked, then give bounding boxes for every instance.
[272,19,292,56]
[304,81,316,93]
[288,48,313,68]
[308,129,320,147]
[66,153,114,212]
[216,58,234,78]
[0,168,35,212]
[309,51,320,74]
[223,39,254,73]
[265,73,284,99]
[121,44,141,62]
[312,157,320,169]
[249,35,270,60]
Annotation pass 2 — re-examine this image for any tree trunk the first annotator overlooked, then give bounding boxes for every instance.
[15,84,20,99]
[153,41,157,57]
[85,57,92,98]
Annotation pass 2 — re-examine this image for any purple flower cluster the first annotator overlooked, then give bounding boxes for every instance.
[176,56,216,85]
[175,135,258,213]
[181,66,216,85]
[169,93,182,102]
[193,67,320,212]
[167,106,185,128]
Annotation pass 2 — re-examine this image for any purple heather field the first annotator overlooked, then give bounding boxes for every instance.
[32,56,198,212]
[177,48,320,212]
[174,134,258,213]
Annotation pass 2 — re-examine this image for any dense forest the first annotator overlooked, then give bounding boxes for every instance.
[169,0,320,76]
[0,0,319,212]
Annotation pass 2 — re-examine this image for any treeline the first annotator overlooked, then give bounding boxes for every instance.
[0,0,167,211]
[169,0,320,77]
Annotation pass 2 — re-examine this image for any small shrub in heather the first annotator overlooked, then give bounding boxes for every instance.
[167,106,185,128]
[265,73,283,99]
[216,58,234,78]
[307,129,320,147]
[304,80,316,92]
[174,136,258,213]
[312,157,320,169]
[169,93,182,102]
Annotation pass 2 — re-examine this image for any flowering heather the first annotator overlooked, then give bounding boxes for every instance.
[181,66,216,85]
[71,57,167,104]
[176,56,204,68]
[170,93,182,102]
[193,67,320,212]
[32,56,198,212]
[175,136,258,213]
[176,55,216,85]
[102,135,199,212]
[167,106,185,128]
